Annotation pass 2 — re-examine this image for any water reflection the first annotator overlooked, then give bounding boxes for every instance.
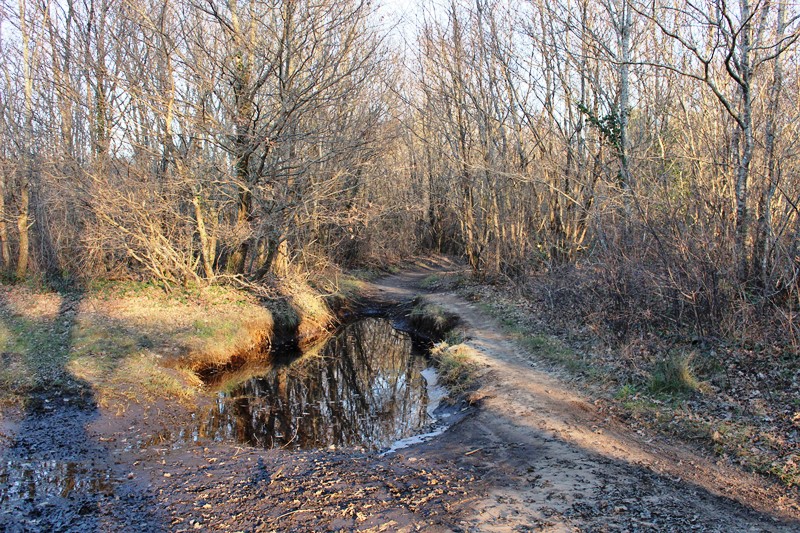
[194,319,433,450]
[0,460,113,503]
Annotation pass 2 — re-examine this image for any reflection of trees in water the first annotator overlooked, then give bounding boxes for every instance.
[195,319,430,449]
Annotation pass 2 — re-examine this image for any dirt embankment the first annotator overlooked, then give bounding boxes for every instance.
[0,279,341,411]
[1,259,798,532]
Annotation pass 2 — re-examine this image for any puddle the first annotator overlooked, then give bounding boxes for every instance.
[0,460,114,503]
[190,318,448,451]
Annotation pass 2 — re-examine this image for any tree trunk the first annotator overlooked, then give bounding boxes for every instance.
[617,0,633,221]
[193,193,215,280]
[754,1,785,293]
[0,173,10,269]
[16,184,29,279]
[734,0,755,283]
[228,186,252,275]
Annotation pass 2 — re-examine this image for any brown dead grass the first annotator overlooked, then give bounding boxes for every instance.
[430,342,481,401]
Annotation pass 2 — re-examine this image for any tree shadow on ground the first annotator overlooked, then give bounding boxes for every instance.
[0,288,165,531]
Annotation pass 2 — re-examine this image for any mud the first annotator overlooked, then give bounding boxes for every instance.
[1,256,798,531]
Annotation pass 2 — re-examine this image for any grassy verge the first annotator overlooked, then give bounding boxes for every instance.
[458,281,800,490]
[0,279,334,411]
[418,271,468,292]
[471,298,594,377]
[613,383,799,488]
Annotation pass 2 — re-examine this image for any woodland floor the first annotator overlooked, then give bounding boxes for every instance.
[0,258,799,532]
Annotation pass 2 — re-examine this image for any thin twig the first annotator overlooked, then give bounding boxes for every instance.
[271,508,317,522]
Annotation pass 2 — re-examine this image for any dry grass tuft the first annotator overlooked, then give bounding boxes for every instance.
[430,342,480,400]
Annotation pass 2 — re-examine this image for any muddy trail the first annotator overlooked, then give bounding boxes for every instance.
[1,257,798,532]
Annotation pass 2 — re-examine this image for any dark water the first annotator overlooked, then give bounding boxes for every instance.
[0,460,114,502]
[191,318,437,450]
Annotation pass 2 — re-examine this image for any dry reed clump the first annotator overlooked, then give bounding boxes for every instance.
[429,341,481,400]
[648,351,701,394]
[276,276,336,348]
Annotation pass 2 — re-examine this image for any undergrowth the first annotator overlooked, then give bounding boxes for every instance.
[457,274,800,490]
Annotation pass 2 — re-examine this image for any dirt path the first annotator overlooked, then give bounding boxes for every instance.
[369,257,800,531]
[1,258,798,531]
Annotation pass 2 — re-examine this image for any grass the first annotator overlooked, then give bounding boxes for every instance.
[649,351,701,394]
[0,291,76,399]
[418,271,468,292]
[457,280,800,491]
[673,417,800,488]
[311,271,374,312]
[430,341,480,400]
[611,375,799,488]
[472,299,595,376]
[409,298,459,338]
[0,279,334,411]
[419,274,443,289]
[614,383,638,400]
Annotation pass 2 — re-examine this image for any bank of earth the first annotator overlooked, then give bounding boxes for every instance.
[0,258,797,531]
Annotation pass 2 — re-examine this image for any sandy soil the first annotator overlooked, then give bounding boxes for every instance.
[1,258,798,531]
[368,258,800,532]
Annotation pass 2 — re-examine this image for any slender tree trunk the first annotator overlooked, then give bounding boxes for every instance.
[16,184,29,279]
[0,173,10,269]
[17,0,33,279]
[193,192,215,280]
[734,0,754,283]
[617,0,633,221]
[755,1,785,293]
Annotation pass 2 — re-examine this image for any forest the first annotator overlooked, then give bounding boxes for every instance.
[2,0,799,363]
[2,0,799,348]
[1,0,800,529]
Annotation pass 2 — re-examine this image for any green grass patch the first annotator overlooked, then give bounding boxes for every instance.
[409,298,459,338]
[474,299,594,376]
[0,282,283,408]
[444,328,467,346]
[621,395,662,414]
[649,351,700,394]
[0,300,78,402]
[419,274,443,289]
[410,301,453,329]
[614,383,638,400]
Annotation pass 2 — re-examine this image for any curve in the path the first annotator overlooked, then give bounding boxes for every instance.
[372,257,799,532]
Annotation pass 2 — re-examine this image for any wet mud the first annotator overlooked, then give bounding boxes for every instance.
[1,257,798,531]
